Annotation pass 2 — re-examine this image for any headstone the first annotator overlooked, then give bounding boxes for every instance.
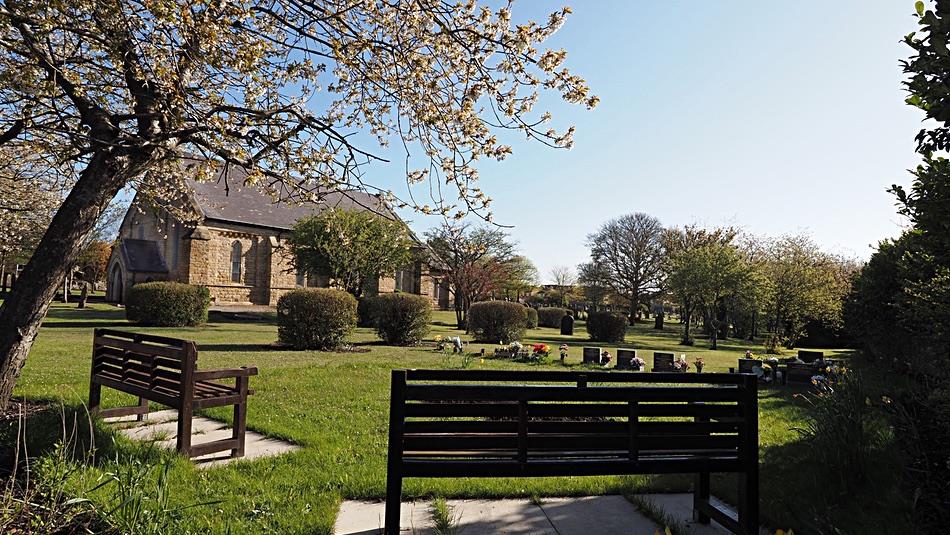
[615,348,639,370]
[737,358,761,374]
[797,350,824,363]
[652,352,675,372]
[560,314,574,335]
[582,347,601,364]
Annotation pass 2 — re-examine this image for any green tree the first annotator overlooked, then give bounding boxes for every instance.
[761,235,850,347]
[288,210,412,298]
[0,0,596,406]
[496,255,539,301]
[844,5,950,526]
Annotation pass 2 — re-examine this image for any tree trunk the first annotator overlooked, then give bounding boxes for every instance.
[0,153,127,408]
[682,310,692,344]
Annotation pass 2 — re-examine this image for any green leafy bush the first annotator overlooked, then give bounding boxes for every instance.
[277,289,357,350]
[537,307,568,328]
[125,282,210,326]
[586,311,627,342]
[524,307,539,329]
[368,293,432,345]
[467,301,528,343]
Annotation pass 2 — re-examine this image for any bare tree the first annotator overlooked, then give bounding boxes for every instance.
[585,213,666,322]
[0,1,597,407]
[425,222,516,329]
[548,265,576,305]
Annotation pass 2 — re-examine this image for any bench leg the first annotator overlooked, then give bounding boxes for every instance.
[88,381,101,416]
[384,469,402,535]
[693,472,710,524]
[738,469,759,535]
[232,377,248,458]
[177,404,193,457]
[135,397,149,422]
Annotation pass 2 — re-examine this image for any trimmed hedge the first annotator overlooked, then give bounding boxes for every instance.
[586,311,628,343]
[125,282,210,326]
[538,307,568,328]
[368,293,432,345]
[467,301,528,343]
[525,307,539,329]
[277,288,357,350]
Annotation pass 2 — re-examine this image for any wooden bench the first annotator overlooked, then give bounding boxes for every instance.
[88,329,258,459]
[385,370,759,535]
[652,351,675,372]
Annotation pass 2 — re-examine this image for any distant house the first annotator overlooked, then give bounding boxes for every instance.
[106,162,452,309]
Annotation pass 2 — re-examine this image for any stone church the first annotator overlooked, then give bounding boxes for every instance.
[106,163,451,309]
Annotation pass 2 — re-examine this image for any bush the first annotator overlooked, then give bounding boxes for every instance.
[537,307,568,328]
[369,293,432,345]
[586,311,628,342]
[467,301,528,343]
[276,288,357,350]
[125,282,210,326]
[524,307,539,329]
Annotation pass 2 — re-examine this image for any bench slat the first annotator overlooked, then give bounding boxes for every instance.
[403,420,739,435]
[94,335,186,360]
[405,384,742,403]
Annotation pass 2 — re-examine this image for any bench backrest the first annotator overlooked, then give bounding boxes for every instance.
[389,370,758,478]
[652,352,675,371]
[92,329,196,402]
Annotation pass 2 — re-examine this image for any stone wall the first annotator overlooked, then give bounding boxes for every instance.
[112,200,452,308]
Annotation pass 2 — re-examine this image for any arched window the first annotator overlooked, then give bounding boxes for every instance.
[230,241,242,283]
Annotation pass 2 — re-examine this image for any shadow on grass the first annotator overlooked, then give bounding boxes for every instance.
[0,400,168,478]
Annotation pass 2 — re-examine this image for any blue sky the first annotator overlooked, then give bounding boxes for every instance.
[380,1,925,282]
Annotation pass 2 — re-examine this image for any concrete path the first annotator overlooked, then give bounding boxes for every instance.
[104,409,300,467]
[335,494,736,534]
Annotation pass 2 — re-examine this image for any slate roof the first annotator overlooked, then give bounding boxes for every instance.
[186,162,392,231]
[120,239,168,273]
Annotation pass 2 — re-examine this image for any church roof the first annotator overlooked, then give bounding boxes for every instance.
[187,163,392,231]
[119,239,168,273]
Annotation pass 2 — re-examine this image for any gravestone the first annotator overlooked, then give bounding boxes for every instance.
[797,350,824,363]
[582,346,602,364]
[737,358,762,374]
[652,352,675,372]
[560,314,574,335]
[615,348,639,370]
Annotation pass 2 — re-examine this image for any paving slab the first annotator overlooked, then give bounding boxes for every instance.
[334,494,748,535]
[539,495,660,534]
[104,409,300,467]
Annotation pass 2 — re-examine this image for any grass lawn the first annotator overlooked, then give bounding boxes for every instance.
[4,302,909,534]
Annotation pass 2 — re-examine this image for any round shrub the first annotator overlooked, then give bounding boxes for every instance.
[586,311,628,343]
[370,293,432,345]
[126,282,210,326]
[538,307,568,328]
[467,301,528,343]
[524,307,539,329]
[277,288,357,350]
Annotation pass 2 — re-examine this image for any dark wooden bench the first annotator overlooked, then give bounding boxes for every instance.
[652,351,675,372]
[385,370,759,535]
[88,329,258,459]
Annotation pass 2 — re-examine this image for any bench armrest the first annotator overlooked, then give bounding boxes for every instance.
[193,366,259,381]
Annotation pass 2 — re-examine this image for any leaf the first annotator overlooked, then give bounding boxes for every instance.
[916,1,925,16]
